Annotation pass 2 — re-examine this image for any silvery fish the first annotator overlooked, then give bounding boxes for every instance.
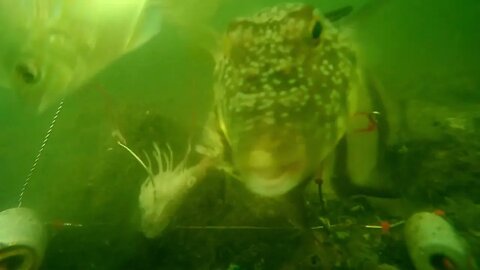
[0,0,220,112]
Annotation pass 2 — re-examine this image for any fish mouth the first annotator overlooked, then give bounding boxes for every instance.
[248,160,303,183]
[234,133,308,196]
[242,160,305,197]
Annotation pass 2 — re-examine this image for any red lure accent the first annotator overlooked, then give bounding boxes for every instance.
[380,221,391,234]
[354,111,378,133]
[433,209,446,216]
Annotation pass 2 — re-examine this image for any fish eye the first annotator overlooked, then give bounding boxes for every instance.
[15,62,41,84]
[311,20,322,39]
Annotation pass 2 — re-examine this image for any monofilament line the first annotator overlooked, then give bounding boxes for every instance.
[18,100,64,207]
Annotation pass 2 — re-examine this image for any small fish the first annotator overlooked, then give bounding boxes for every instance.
[118,141,210,238]
[0,0,220,112]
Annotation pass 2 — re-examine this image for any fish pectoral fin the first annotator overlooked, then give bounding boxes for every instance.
[331,137,399,198]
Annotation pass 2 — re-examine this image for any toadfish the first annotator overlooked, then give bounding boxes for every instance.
[197,3,372,197]
[132,2,391,238]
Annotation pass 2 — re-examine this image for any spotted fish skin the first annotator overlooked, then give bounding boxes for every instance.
[202,3,361,196]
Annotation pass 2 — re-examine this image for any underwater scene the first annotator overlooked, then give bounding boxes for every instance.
[0,0,479,269]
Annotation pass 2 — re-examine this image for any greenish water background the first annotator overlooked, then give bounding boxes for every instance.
[0,0,479,231]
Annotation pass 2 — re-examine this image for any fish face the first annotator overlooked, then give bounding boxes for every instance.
[0,0,163,112]
[11,30,87,112]
[233,129,309,197]
[214,3,358,197]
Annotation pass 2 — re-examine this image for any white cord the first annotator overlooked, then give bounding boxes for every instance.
[18,100,64,207]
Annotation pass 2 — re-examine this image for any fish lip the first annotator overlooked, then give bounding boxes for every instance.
[246,160,304,184]
[242,165,305,197]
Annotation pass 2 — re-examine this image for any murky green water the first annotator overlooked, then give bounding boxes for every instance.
[1,0,479,269]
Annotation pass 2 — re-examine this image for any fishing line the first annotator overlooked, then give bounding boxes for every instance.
[18,100,65,207]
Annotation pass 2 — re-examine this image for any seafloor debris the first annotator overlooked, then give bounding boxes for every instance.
[39,105,480,269]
